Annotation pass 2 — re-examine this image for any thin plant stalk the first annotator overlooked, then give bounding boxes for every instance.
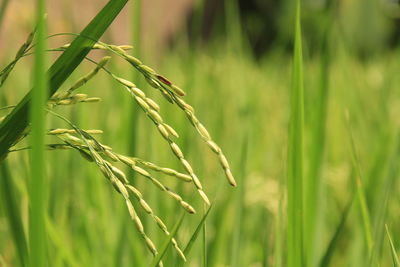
[127,0,142,160]
[304,12,331,266]
[287,1,305,267]
[29,0,47,266]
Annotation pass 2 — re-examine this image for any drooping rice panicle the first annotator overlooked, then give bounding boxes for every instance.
[109,73,210,205]
[25,125,194,210]
[82,46,235,189]
[48,132,196,213]
[45,110,163,263]
[78,139,163,265]
[45,116,194,266]
[33,126,195,212]
[63,133,187,263]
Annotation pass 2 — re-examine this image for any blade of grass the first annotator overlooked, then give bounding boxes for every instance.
[287,1,305,267]
[368,133,398,266]
[202,204,207,267]
[207,197,232,266]
[29,0,47,265]
[345,112,374,256]
[45,216,79,267]
[231,136,248,267]
[175,206,212,267]
[0,0,128,161]
[304,10,331,267]
[385,224,400,267]
[318,195,353,267]
[0,160,28,267]
[275,172,285,267]
[150,212,186,267]
[126,0,142,168]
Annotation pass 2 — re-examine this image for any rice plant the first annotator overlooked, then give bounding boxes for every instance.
[0,1,236,266]
[1,0,400,266]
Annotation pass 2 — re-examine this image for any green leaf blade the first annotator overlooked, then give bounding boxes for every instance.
[287,1,305,267]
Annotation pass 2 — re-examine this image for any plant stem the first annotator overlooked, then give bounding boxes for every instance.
[29,0,47,265]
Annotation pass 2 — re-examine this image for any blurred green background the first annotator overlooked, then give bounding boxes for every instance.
[1,0,400,266]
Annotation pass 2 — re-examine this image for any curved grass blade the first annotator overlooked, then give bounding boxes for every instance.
[0,0,128,161]
[318,196,353,267]
[175,206,212,267]
[202,204,207,267]
[231,136,248,267]
[0,160,28,267]
[385,224,400,267]
[345,112,374,256]
[150,212,186,267]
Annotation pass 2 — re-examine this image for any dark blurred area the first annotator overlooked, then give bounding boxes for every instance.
[187,0,400,58]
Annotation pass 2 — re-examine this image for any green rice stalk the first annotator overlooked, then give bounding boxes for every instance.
[287,2,305,267]
[29,1,47,266]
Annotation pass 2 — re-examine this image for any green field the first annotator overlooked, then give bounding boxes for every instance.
[1,0,400,266]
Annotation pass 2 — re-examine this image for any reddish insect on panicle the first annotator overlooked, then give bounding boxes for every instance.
[156,75,172,86]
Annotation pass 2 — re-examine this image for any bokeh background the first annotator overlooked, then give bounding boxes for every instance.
[1,0,400,266]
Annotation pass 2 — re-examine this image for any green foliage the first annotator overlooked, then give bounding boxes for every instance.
[1,0,400,266]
